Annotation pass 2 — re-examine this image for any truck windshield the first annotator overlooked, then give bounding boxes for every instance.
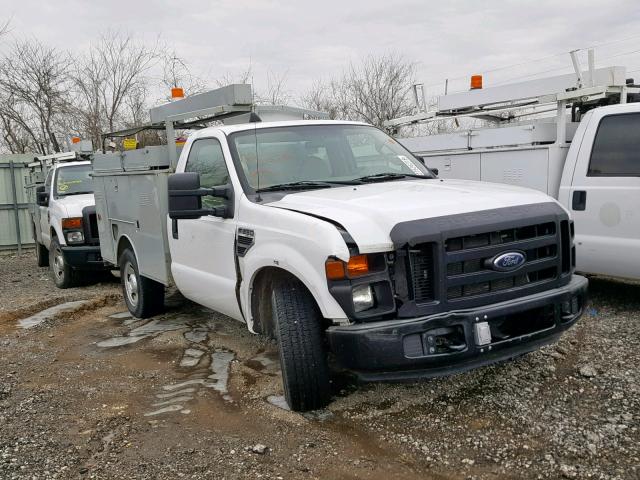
[55,164,94,197]
[228,124,432,191]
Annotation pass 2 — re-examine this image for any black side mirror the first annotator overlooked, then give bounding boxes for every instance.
[168,172,233,220]
[430,167,439,176]
[36,190,49,207]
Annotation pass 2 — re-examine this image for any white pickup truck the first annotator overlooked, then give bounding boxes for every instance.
[27,153,106,288]
[92,86,587,411]
[391,61,640,281]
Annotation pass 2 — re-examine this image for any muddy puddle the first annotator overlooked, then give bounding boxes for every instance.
[18,300,92,329]
[94,309,341,421]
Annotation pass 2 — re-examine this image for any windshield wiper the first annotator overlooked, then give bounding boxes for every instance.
[255,180,358,193]
[59,191,93,196]
[352,172,433,183]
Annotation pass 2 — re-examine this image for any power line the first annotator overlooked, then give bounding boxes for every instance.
[421,33,640,93]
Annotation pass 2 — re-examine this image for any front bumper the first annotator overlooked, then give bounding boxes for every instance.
[326,274,588,381]
[60,245,108,270]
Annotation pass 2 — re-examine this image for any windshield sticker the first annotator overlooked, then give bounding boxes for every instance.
[397,155,423,175]
[57,179,82,193]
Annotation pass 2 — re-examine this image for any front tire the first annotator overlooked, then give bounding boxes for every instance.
[119,248,164,318]
[49,237,76,289]
[272,278,331,412]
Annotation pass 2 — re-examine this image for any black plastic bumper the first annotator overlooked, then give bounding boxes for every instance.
[61,245,108,270]
[326,275,588,381]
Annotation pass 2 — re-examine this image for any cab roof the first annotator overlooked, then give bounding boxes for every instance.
[193,119,371,139]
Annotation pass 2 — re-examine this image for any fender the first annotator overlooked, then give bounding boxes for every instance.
[240,242,349,333]
[115,233,140,266]
[50,223,65,246]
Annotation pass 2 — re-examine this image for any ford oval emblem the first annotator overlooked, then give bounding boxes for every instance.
[491,251,526,272]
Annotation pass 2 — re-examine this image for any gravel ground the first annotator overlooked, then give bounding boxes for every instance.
[0,251,638,479]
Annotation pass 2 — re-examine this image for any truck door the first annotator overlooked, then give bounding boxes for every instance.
[168,137,242,320]
[567,110,640,279]
[40,169,54,248]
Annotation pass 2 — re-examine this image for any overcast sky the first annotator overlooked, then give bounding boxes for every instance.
[2,0,640,102]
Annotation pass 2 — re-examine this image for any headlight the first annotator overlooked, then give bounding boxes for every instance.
[66,231,84,244]
[352,284,374,312]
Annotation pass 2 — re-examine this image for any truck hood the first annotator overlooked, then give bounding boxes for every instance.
[56,194,94,217]
[267,179,558,252]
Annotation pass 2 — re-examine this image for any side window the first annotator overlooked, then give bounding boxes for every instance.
[588,113,640,177]
[185,138,230,208]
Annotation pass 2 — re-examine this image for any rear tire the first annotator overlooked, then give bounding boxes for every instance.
[119,248,164,318]
[271,278,331,412]
[35,242,48,267]
[49,237,76,289]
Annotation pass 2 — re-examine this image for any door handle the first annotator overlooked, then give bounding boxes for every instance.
[572,190,587,211]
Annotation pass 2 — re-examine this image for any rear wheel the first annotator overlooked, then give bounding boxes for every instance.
[33,224,48,267]
[49,237,76,288]
[119,248,164,318]
[35,242,48,267]
[271,278,331,411]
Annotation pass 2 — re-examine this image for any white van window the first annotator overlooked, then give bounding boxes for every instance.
[588,113,640,177]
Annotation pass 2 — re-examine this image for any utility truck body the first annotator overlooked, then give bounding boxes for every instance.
[93,84,587,411]
[26,149,106,288]
[389,55,640,280]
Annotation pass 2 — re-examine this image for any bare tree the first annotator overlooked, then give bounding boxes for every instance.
[0,39,73,153]
[0,18,10,37]
[342,53,416,128]
[215,64,253,88]
[300,79,350,119]
[256,71,291,105]
[159,49,206,100]
[301,53,416,128]
[72,31,157,147]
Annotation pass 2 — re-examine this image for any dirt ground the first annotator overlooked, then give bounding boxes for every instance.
[0,251,638,480]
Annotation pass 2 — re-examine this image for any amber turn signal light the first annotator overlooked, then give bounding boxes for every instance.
[62,217,82,229]
[347,255,369,277]
[325,259,346,280]
[325,255,370,280]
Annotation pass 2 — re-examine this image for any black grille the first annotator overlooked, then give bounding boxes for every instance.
[445,222,556,252]
[408,244,435,303]
[392,203,573,318]
[444,221,559,301]
[405,220,563,305]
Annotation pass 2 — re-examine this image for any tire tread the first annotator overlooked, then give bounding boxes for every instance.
[272,279,330,411]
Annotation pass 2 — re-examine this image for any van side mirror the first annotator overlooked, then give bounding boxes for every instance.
[430,167,439,176]
[36,187,49,207]
[168,172,233,220]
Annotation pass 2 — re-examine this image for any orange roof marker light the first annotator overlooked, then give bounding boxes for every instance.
[171,87,185,99]
[470,74,483,90]
[71,136,81,144]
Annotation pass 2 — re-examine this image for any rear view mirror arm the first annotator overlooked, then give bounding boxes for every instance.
[169,185,232,200]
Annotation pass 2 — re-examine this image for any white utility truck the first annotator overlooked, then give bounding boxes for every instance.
[388,51,640,281]
[93,84,587,411]
[26,146,106,288]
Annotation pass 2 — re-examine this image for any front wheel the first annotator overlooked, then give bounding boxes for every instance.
[119,248,164,318]
[272,278,331,412]
[49,237,76,289]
